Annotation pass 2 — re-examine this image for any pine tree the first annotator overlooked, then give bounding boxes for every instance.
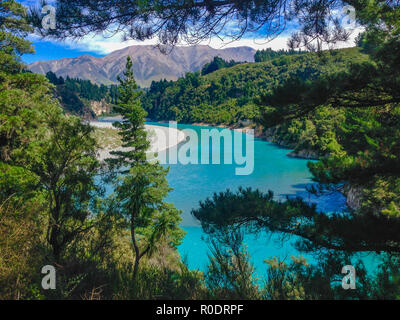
[108,57,184,278]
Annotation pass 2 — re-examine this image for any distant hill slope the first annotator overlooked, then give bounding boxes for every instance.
[142,47,370,125]
[29,45,256,87]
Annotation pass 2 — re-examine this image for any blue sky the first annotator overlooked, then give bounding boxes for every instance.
[20,0,105,63]
[23,40,104,64]
[20,0,359,64]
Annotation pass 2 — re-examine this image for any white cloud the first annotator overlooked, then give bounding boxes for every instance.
[201,36,292,51]
[29,26,363,56]
[63,35,158,54]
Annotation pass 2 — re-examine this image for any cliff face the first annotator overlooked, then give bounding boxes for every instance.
[342,185,364,211]
[90,99,112,116]
[54,86,96,120]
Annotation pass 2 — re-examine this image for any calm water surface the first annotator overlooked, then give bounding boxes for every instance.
[146,122,349,274]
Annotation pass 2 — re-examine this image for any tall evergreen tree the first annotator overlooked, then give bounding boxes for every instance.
[108,57,184,278]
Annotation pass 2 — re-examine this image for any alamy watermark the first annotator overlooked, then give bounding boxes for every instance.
[41,265,56,290]
[147,122,255,176]
[341,5,357,31]
[341,265,356,290]
[41,5,56,30]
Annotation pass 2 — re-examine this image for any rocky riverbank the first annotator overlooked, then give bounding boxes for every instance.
[341,184,364,211]
[190,122,321,160]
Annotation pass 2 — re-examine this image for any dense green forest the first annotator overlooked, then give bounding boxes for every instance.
[45,71,119,118]
[46,71,119,103]
[192,1,400,299]
[200,56,242,75]
[1,0,400,300]
[254,48,306,62]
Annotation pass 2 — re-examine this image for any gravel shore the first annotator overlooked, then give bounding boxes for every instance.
[90,121,186,161]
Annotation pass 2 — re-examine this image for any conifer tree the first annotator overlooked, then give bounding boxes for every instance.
[108,57,184,278]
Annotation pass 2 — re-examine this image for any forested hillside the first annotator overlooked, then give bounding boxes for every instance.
[254,48,306,62]
[45,71,119,118]
[142,48,369,126]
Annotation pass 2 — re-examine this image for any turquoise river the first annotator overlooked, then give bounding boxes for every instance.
[147,122,349,275]
[100,121,378,277]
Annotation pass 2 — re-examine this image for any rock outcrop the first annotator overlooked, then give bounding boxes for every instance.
[342,185,364,211]
[90,99,112,116]
[286,149,319,160]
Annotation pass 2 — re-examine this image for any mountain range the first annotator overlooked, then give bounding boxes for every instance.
[29,45,256,87]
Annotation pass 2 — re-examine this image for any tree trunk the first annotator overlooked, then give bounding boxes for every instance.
[131,216,141,279]
[49,192,62,262]
[50,224,61,262]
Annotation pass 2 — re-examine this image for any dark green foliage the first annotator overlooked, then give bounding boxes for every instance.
[266,105,344,157]
[27,115,100,262]
[192,187,400,253]
[254,48,305,62]
[263,253,373,300]
[112,263,206,300]
[141,78,174,120]
[107,57,149,171]
[203,227,375,299]
[0,6,191,298]
[0,0,34,74]
[45,71,64,85]
[201,56,240,76]
[205,231,261,299]
[0,2,194,299]
[1,0,104,296]
[259,3,400,216]
[55,85,95,118]
[63,76,112,102]
[260,4,400,125]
